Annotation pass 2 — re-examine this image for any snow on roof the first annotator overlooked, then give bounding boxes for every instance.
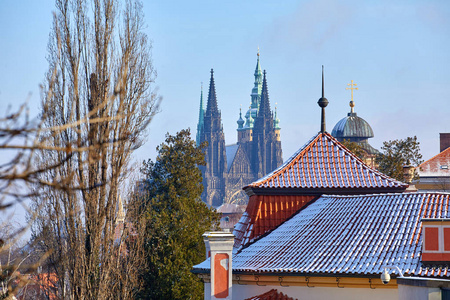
[418,147,450,177]
[216,203,246,214]
[247,132,407,192]
[194,192,450,278]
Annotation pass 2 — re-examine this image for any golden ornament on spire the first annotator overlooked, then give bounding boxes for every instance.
[257,46,260,56]
[346,80,358,113]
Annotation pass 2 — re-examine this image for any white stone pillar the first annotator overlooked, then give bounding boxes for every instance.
[202,231,234,300]
[203,232,211,259]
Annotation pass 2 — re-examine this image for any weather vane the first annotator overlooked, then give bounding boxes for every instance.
[346,80,358,113]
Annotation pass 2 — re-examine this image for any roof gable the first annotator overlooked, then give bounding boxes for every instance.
[226,144,240,172]
[247,132,407,192]
[418,146,450,177]
[232,192,450,278]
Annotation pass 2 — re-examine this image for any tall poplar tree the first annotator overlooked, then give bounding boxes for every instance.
[30,0,158,298]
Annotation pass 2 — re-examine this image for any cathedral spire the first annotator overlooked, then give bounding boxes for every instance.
[206,69,219,115]
[251,50,263,110]
[196,83,205,146]
[317,65,329,133]
[258,70,272,119]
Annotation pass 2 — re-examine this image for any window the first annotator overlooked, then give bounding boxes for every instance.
[422,219,450,262]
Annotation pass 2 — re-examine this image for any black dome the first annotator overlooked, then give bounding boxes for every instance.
[331,112,374,139]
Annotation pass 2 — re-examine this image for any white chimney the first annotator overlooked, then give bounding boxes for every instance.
[202,231,234,300]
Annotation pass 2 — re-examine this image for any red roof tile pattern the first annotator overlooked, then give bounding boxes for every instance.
[248,132,407,191]
[418,146,450,177]
[245,289,297,300]
[230,192,450,277]
[233,194,316,251]
[195,192,450,278]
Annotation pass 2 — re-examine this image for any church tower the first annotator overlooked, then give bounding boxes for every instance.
[238,51,263,164]
[199,69,227,207]
[252,71,283,178]
[195,51,283,207]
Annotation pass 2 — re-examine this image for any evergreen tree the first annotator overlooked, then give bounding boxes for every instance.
[376,136,423,181]
[138,129,220,300]
[341,139,366,160]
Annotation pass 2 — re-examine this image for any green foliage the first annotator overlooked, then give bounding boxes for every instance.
[375,136,423,181]
[341,139,366,160]
[137,129,220,300]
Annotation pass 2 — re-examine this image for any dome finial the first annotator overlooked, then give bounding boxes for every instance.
[257,46,260,57]
[317,65,329,133]
[346,80,358,114]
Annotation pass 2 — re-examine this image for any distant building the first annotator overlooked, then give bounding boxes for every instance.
[216,203,246,230]
[331,80,378,167]
[197,52,283,207]
[416,133,450,192]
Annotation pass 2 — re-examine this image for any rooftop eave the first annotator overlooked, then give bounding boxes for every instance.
[191,267,404,279]
[243,185,408,196]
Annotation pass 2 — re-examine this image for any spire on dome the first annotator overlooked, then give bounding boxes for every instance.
[116,196,125,224]
[346,80,358,114]
[196,83,205,146]
[317,65,329,133]
[237,106,244,129]
[205,69,219,115]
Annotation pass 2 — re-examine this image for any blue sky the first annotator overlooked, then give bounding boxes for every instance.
[1,0,450,171]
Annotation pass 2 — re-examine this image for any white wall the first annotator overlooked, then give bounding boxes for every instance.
[204,283,398,300]
[398,284,441,300]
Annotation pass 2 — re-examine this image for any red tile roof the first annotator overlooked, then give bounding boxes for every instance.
[418,146,450,177]
[245,289,297,300]
[229,192,450,278]
[246,132,407,193]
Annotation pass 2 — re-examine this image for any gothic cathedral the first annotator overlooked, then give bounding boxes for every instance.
[197,52,283,207]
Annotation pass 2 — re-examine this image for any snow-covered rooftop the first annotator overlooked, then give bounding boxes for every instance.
[418,146,450,177]
[194,192,450,278]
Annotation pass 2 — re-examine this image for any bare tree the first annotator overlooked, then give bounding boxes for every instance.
[29,0,158,299]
